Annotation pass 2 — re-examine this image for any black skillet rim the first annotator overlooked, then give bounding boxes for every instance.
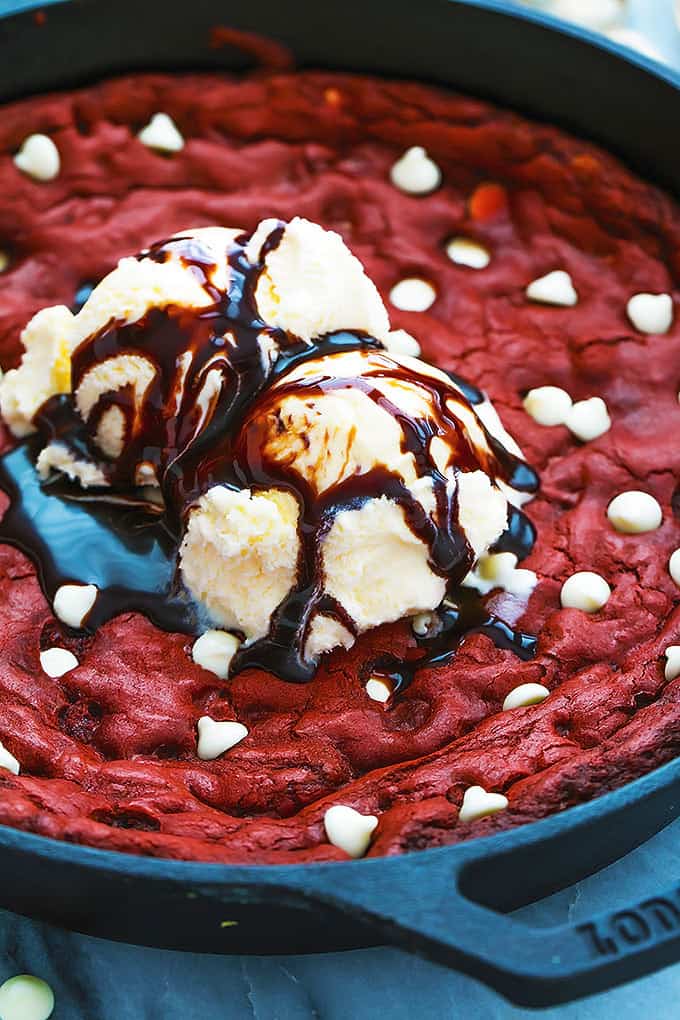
[0,0,678,891]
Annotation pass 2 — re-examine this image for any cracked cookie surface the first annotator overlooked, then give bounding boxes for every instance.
[0,71,678,862]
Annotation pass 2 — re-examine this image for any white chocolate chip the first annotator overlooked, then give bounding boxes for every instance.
[526,270,578,307]
[323,804,378,858]
[627,293,673,335]
[411,612,435,637]
[0,741,20,775]
[669,549,680,587]
[389,146,441,195]
[446,237,491,270]
[607,491,663,534]
[138,113,185,153]
[53,583,98,629]
[665,646,680,682]
[560,571,611,613]
[463,551,518,595]
[13,134,60,182]
[383,329,421,358]
[523,386,573,427]
[510,568,539,598]
[196,716,248,760]
[565,397,611,442]
[463,552,537,599]
[459,785,508,823]
[503,682,550,711]
[0,975,54,1020]
[39,647,79,679]
[192,630,241,680]
[0,251,10,273]
[389,278,436,312]
[365,677,392,703]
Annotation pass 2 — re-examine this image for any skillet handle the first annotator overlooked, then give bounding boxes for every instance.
[284,853,680,1007]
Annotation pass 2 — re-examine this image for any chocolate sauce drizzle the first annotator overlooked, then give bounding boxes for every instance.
[0,225,539,689]
[370,585,537,698]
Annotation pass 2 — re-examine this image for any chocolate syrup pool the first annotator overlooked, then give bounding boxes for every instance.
[0,437,197,633]
[0,228,540,688]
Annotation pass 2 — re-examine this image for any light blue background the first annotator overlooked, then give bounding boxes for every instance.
[0,1,678,1016]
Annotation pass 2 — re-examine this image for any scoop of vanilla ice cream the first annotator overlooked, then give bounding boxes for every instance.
[0,227,240,441]
[1,218,391,485]
[320,496,447,643]
[0,306,74,437]
[180,486,300,640]
[248,349,509,558]
[246,217,390,342]
[180,348,513,660]
[250,352,426,497]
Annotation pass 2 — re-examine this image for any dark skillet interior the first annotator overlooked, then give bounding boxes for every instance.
[0,0,679,967]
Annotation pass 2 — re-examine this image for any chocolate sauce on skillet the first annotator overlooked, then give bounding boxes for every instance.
[0,226,539,687]
[0,437,198,633]
[369,589,537,698]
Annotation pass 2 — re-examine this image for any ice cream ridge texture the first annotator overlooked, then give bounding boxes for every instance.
[0,216,538,682]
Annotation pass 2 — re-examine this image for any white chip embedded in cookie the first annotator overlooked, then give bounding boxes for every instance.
[389,278,436,312]
[523,386,573,427]
[459,785,508,823]
[323,804,378,857]
[670,549,680,587]
[606,491,662,534]
[560,571,611,612]
[365,677,392,703]
[14,134,60,182]
[0,741,19,775]
[446,237,491,269]
[627,293,673,335]
[526,270,578,307]
[39,647,79,679]
[192,631,241,680]
[664,646,680,682]
[389,146,441,195]
[138,113,185,153]
[196,717,248,760]
[502,683,550,711]
[565,396,611,442]
[53,584,98,629]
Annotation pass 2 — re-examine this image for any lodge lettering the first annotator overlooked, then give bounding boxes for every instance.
[575,893,680,957]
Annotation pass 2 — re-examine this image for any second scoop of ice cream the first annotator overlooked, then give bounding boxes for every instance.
[180,347,529,665]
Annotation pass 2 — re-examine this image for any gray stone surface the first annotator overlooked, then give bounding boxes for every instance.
[0,0,678,1015]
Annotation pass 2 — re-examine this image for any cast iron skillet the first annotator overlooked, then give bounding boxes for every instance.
[0,0,679,1007]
